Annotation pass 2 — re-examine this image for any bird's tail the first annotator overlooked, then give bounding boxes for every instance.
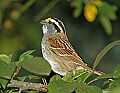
[93,70,105,75]
[86,66,105,75]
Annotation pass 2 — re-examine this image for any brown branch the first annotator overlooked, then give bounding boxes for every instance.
[7,80,47,92]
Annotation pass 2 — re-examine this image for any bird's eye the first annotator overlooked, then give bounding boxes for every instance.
[46,21,61,33]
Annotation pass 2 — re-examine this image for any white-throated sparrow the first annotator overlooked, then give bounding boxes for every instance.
[40,17,103,76]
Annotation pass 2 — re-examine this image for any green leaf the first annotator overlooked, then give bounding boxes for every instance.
[62,70,91,83]
[0,54,12,63]
[73,0,83,18]
[20,57,51,76]
[76,72,91,83]
[75,83,102,93]
[73,69,85,79]
[62,71,74,82]
[93,40,120,69]
[17,76,27,81]
[8,54,12,62]
[100,15,112,35]
[0,78,8,89]
[95,73,114,80]
[19,50,35,62]
[48,79,77,93]
[62,70,86,82]
[29,90,39,93]
[48,79,102,93]
[112,64,120,78]
[109,87,120,93]
[91,64,120,84]
[102,80,110,86]
[18,75,41,81]
[50,75,62,82]
[109,78,120,93]
[0,61,17,79]
[27,75,40,80]
[98,1,118,20]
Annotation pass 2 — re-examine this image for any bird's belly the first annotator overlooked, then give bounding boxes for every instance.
[43,53,67,76]
[41,42,84,76]
[42,43,67,76]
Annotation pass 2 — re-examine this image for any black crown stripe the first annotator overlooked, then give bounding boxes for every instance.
[52,17,65,32]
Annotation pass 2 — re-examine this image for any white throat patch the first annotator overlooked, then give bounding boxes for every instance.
[42,25,48,34]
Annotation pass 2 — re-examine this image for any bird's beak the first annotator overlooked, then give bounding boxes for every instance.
[40,18,51,24]
[40,20,46,24]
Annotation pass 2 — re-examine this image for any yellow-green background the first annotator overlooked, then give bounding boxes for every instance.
[0,0,120,77]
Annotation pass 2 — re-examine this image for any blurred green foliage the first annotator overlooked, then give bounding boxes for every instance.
[1,0,119,72]
[0,0,119,75]
[0,47,120,92]
[71,0,117,34]
[0,0,42,60]
[0,0,120,92]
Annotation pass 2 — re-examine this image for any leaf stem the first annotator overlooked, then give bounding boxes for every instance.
[93,40,120,69]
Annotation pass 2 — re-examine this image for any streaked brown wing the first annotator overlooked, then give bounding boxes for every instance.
[47,35,87,67]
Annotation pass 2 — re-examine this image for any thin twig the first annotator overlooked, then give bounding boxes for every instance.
[34,0,60,21]
[19,0,36,14]
[7,80,47,92]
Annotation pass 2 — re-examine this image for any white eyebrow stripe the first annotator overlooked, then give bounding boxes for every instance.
[51,19,63,31]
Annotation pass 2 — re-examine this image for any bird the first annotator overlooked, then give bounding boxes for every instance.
[40,17,103,76]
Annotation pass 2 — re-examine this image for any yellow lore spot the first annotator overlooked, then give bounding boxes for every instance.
[45,18,51,22]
